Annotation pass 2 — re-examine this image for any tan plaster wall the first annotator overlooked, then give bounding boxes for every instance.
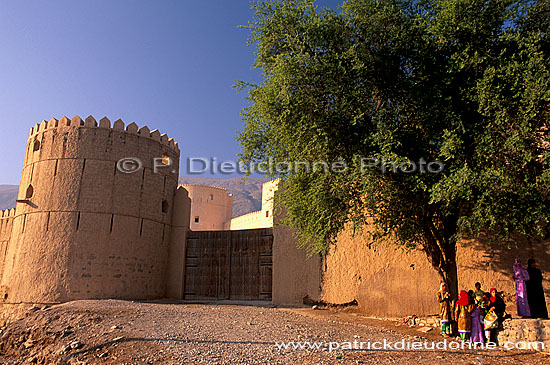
[166,186,191,299]
[456,237,550,316]
[230,210,273,230]
[0,116,179,303]
[321,226,550,317]
[321,228,440,317]
[0,209,15,285]
[272,214,322,305]
[230,179,278,230]
[261,179,278,210]
[183,185,233,231]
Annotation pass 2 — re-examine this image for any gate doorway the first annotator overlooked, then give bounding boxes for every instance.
[184,228,273,300]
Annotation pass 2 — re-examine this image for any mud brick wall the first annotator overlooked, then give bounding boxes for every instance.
[0,116,179,303]
[0,209,15,286]
[321,225,550,317]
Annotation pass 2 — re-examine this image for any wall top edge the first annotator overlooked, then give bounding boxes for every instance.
[28,115,180,152]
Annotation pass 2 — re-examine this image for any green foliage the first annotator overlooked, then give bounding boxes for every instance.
[237,0,549,272]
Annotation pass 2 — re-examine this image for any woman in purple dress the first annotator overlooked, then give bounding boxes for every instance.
[513,258,531,317]
[470,303,484,343]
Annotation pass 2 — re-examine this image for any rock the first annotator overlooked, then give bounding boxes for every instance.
[98,352,107,358]
[70,340,83,349]
[23,339,34,348]
[28,305,40,312]
[110,325,120,330]
[312,305,318,310]
[419,327,433,333]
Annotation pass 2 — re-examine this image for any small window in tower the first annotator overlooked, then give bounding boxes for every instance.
[209,194,213,200]
[33,140,41,152]
[194,216,200,223]
[162,200,169,213]
[266,210,269,218]
[25,184,34,199]
[161,153,170,165]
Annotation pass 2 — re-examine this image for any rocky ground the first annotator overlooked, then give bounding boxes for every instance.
[0,299,548,364]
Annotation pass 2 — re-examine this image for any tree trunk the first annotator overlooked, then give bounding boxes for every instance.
[422,211,460,301]
[444,258,459,301]
[435,258,458,301]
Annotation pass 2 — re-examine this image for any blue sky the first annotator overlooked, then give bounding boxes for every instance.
[0,0,338,184]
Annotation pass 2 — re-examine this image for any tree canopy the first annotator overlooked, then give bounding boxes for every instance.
[237,0,549,294]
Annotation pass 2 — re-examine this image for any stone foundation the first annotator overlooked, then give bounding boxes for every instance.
[498,319,550,352]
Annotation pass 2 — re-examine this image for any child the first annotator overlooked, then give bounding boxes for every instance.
[470,297,485,343]
[480,292,492,341]
[480,292,491,312]
[455,290,474,341]
[437,282,453,337]
[474,282,484,305]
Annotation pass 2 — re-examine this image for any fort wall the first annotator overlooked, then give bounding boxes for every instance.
[0,116,180,303]
[272,221,322,305]
[230,210,273,230]
[182,184,233,231]
[261,179,278,210]
[271,184,550,316]
[320,226,550,317]
[0,209,15,284]
[230,179,278,230]
[166,186,191,299]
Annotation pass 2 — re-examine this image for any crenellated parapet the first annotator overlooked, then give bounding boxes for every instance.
[0,208,14,253]
[0,208,16,220]
[28,115,179,153]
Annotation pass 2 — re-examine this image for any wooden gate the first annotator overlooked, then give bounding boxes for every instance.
[184,228,273,300]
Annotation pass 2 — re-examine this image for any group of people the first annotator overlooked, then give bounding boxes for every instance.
[437,258,548,344]
[438,282,505,343]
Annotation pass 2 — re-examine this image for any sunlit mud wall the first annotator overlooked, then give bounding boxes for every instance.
[0,116,180,303]
[0,209,15,286]
[321,227,550,317]
[230,180,278,230]
[182,184,233,231]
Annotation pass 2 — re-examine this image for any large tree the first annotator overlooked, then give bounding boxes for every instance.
[237,0,549,297]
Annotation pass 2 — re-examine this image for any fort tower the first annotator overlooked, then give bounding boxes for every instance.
[0,116,180,303]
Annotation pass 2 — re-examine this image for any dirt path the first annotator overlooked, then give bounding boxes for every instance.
[0,299,548,364]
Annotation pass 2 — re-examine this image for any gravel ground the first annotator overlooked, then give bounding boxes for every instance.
[0,299,548,364]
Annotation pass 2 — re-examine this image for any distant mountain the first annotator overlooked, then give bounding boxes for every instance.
[179,176,267,217]
[0,178,266,217]
[0,185,18,210]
